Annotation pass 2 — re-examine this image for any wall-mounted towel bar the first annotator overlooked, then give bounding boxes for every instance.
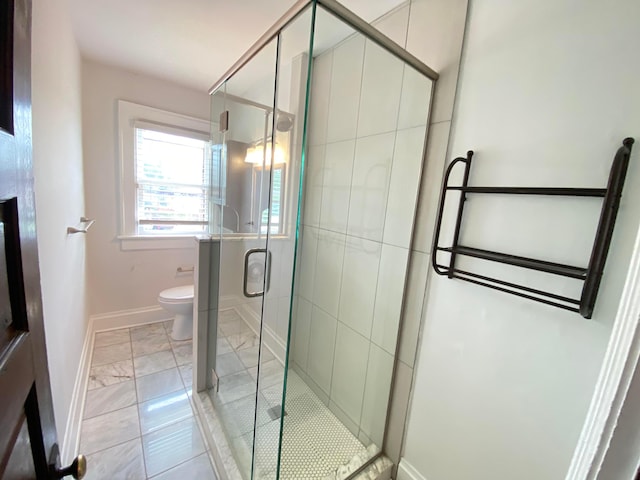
[67,217,95,234]
[432,138,634,318]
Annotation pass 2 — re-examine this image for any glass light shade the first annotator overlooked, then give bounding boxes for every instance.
[245,143,286,165]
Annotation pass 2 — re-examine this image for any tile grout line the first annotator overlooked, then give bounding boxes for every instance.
[80,328,139,468]
[129,326,149,479]
[83,323,213,478]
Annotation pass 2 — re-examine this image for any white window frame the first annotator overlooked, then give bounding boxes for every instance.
[117,100,211,250]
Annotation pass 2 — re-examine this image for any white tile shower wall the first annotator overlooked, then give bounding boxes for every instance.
[347,132,395,242]
[356,43,404,138]
[291,18,433,448]
[319,140,356,234]
[338,237,381,338]
[372,245,410,355]
[326,36,365,144]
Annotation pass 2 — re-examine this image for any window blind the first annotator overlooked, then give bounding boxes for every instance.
[135,127,210,234]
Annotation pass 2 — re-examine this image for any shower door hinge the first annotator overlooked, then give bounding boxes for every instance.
[211,368,220,392]
[219,111,229,133]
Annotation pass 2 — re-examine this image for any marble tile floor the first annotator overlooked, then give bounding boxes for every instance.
[79,321,218,479]
[209,308,274,478]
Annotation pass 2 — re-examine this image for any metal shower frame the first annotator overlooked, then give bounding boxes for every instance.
[206,2,440,479]
[208,0,439,95]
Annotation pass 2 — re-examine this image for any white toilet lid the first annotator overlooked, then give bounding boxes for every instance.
[159,285,194,301]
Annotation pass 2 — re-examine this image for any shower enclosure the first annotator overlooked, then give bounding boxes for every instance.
[194,1,437,478]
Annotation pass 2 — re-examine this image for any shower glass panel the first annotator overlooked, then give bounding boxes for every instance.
[203,2,435,479]
[282,5,434,477]
[253,6,314,479]
[209,38,279,480]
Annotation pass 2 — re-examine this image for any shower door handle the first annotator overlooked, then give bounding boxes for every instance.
[243,248,272,297]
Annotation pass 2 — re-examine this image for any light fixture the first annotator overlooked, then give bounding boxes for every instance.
[245,142,286,165]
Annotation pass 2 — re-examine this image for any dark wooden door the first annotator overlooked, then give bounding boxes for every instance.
[0,0,63,478]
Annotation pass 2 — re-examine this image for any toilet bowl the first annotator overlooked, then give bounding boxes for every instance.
[158,285,194,341]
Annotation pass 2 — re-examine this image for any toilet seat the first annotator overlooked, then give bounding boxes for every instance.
[158,285,194,304]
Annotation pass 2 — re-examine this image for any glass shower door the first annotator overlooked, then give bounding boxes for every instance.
[208,39,278,480]
[203,1,437,478]
[207,7,315,477]
[252,7,315,479]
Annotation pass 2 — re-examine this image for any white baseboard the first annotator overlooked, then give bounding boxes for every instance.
[60,306,172,464]
[397,459,428,480]
[91,305,171,332]
[218,294,243,310]
[60,318,94,465]
[237,303,287,364]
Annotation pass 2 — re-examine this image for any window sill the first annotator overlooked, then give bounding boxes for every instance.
[117,233,292,251]
[118,235,205,251]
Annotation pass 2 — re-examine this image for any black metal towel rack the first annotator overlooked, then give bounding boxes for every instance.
[431,138,634,318]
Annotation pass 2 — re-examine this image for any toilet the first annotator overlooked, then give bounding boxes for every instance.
[158,285,194,341]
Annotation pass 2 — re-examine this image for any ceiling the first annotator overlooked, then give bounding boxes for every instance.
[69,0,405,93]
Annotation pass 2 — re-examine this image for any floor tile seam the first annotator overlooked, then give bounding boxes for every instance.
[146,452,208,480]
[190,412,217,469]
[91,335,133,355]
[94,327,130,338]
[131,331,169,343]
[130,334,168,344]
[156,330,191,394]
[169,340,191,349]
[135,364,181,382]
[84,373,136,392]
[93,329,131,350]
[176,363,192,392]
[132,345,173,360]
[88,355,134,371]
[138,384,191,410]
[92,336,132,349]
[82,426,142,457]
[133,325,168,335]
[90,355,134,369]
[139,409,195,437]
[220,326,255,340]
[80,434,144,459]
[218,367,256,383]
[230,339,259,353]
[82,390,137,421]
[170,348,192,364]
[142,417,207,475]
[81,400,140,427]
[131,342,169,355]
[130,330,149,479]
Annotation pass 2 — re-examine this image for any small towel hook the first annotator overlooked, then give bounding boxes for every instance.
[67,217,95,234]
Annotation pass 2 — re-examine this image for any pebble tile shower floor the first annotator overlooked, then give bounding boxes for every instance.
[210,308,369,479]
[79,321,217,479]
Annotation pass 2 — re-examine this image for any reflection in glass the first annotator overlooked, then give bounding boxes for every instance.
[200,2,434,479]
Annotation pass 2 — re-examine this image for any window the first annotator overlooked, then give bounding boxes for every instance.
[135,128,209,234]
[260,166,284,234]
[118,101,212,244]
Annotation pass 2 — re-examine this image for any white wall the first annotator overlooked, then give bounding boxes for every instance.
[32,0,88,447]
[82,61,211,315]
[400,1,640,479]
